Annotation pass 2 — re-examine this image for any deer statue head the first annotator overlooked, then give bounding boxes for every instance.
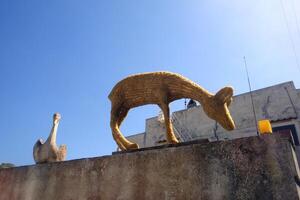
[202,87,235,130]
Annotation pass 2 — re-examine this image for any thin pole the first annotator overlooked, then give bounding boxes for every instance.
[279,0,300,73]
[243,56,259,136]
[291,0,300,39]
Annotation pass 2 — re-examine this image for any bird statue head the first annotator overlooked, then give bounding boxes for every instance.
[53,113,61,125]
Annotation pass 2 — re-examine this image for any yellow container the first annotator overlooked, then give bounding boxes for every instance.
[258,120,273,134]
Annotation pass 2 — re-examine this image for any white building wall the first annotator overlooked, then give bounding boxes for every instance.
[127,81,300,148]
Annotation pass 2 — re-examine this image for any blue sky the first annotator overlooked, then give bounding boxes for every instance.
[0,0,299,166]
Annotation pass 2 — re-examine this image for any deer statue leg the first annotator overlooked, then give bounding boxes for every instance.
[111,117,127,151]
[117,107,139,149]
[110,104,139,150]
[159,103,179,144]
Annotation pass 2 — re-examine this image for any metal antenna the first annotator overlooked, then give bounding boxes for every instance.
[280,0,300,73]
[243,56,259,136]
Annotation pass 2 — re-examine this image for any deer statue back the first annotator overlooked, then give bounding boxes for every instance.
[109,71,235,151]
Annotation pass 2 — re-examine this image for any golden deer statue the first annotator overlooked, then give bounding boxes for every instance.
[109,71,235,151]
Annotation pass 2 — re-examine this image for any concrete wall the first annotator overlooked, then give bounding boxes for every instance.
[0,135,300,200]
[128,81,300,148]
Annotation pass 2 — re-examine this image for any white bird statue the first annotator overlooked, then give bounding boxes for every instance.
[33,113,66,164]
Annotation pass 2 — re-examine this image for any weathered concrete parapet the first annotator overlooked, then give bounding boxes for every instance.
[1,135,300,200]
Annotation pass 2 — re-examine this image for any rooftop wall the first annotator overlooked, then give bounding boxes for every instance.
[130,81,300,148]
[0,135,299,200]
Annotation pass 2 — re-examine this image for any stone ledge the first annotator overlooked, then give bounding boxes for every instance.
[113,138,210,155]
[0,135,299,200]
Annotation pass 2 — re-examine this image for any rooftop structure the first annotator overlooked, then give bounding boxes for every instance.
[127,81,300,149]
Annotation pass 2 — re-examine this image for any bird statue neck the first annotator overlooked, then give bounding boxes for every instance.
[46,122,59,145]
